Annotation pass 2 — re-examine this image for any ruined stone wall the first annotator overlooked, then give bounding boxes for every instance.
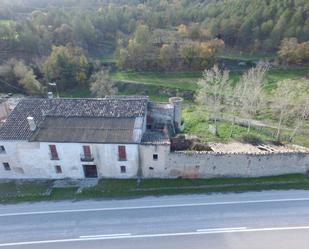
[165,151,309,178]
[141,146,309,178]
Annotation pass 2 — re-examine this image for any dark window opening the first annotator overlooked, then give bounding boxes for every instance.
[3,162,10,171]
[153,154,158,160]
[49,145,59,160]
[146,124,152,130]
[120,166,126,173]
[0,146,6,153]
[83,165,98,178]
[118,146,127,161]
[149,167,154,170]
[55,165,62,174]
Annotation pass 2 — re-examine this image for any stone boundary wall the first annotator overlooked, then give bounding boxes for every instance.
[166,151,309,178]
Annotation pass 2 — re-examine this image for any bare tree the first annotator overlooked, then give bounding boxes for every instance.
[290,96,309,141]
[272,79,299,141]
[90,69,117,97]
[226,83,242,137]
[238,63,269,133]
[196,65,230,136]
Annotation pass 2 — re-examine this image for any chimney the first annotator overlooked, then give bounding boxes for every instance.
[27,117,36,131]
[47,92,53,99]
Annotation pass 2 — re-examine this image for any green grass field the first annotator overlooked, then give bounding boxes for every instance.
[218,50,277,62]
[1,174,309,203]
[111,67,308,93]
[111,71,201,91]
[182,107,273,143]
[0,19,14,26]
[182,105,309,147]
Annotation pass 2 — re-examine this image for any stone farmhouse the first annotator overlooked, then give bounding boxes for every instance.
[0,95,308,179]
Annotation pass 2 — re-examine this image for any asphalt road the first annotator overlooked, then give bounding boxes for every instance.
[0,190,309,248]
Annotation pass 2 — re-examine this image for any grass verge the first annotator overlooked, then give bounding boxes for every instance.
[1,174,309,204]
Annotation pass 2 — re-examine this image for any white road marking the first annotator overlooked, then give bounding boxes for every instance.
[1,197,309,217]
[196,227,247,232]
[80,233,131,238]
[1,226,309,247]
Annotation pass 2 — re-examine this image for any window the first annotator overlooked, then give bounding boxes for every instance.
[118,146,127,161]
[120,166,126,173]
[83,146,91,157]
[49,145,59,160]
[0,146,6,154]
[3,162,10,171]
[153,154,158,160]
[81,145,94,161]
[55,165,62,174]
[149,167,154,170]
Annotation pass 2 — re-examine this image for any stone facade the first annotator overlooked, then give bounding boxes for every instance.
[140,146,309,179]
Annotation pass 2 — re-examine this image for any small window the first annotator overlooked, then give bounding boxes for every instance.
[118,146,127,161]
[0,146,6,154]
[49,145,59,160]
[83,145,91,157]
[3,162,10,171]
[120,166,126,173]
[55,165,62,174]
[153,154,158,160]
[149,167,154,170]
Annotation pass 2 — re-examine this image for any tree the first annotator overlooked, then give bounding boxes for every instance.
[72,14,97,49]
[159,44,176,70]
[271,79,298,141]
[238,63,269,133]
[90,69,117,97]
[226,82,243,137]
[52,24,73,46]
[290,95,309,141]
[196,65,230,136]
[0,59,41,95]
[278,38,299,64]
[43,44,90,90]
[278,38,309,64]
[178,24,189,37]
[134,24,151,44]
[13,60,42,95]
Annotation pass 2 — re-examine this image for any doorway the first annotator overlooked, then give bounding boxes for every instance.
[83,165,98,178]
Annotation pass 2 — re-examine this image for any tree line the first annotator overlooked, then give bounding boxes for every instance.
[116,24,225,71]
[0,0,308,62]
[196,64,309,142]
[0,44,116,97]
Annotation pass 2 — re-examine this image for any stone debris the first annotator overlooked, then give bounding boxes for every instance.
[208,142,309,154]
